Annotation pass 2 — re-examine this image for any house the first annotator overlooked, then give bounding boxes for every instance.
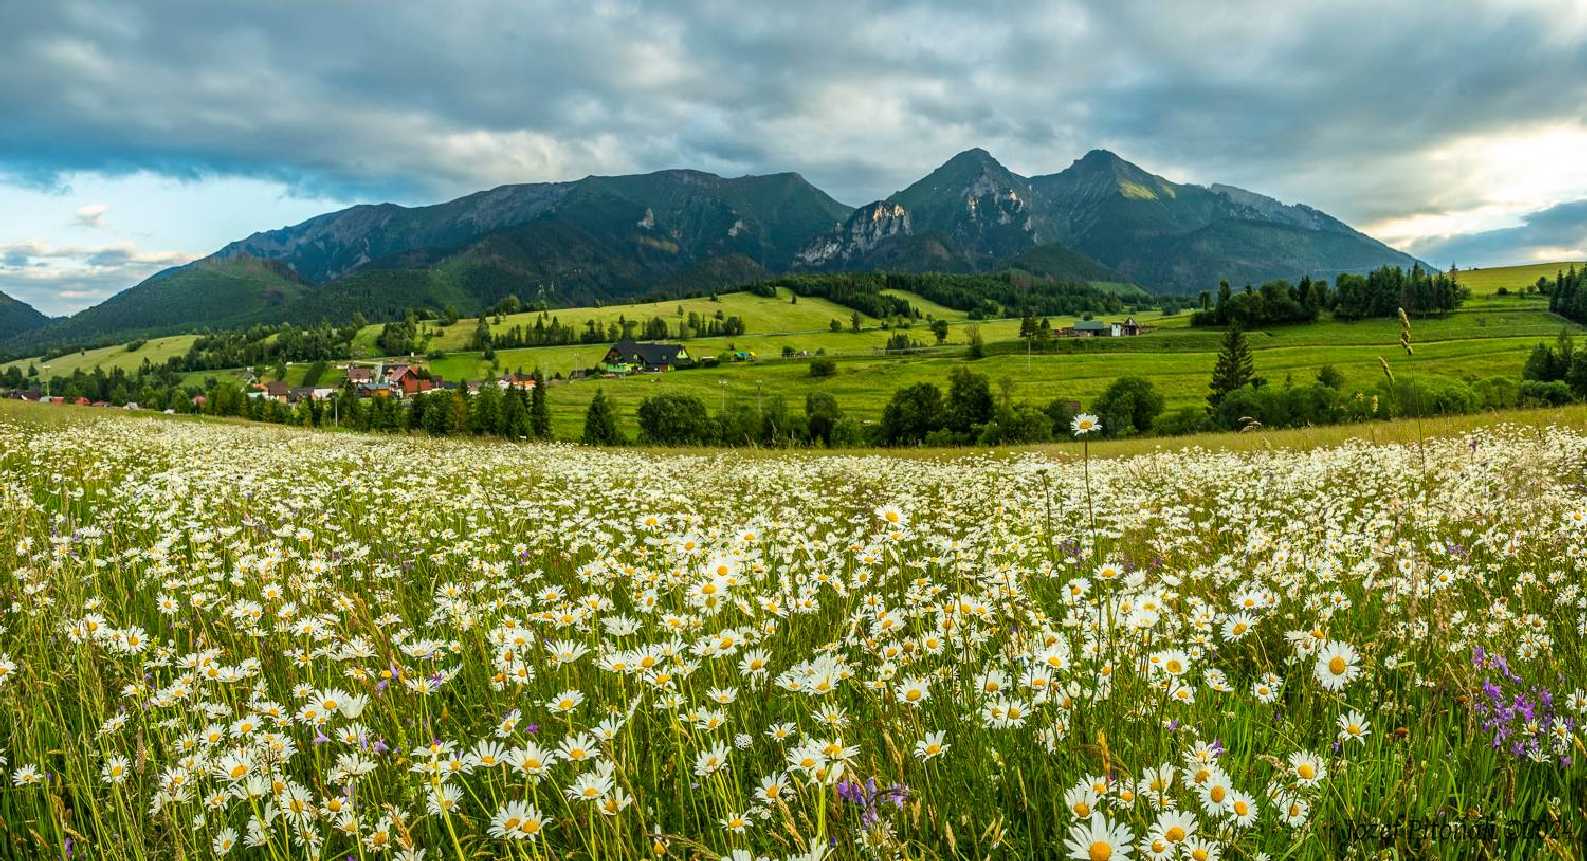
[1058,318,1153,338]
[398,374,434,396]
[72,396,91,406]
[191,395,208,408]
[598,340,692,374]
[287,387,336,404]
[1063,319,1122,338]
[384,364,412,385]
[265,380,290,401]
[1120,316,1154,337]
[346,366,375,384]
[497,372,537,391]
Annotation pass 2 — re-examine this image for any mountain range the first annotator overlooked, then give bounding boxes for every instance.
[0,289,50,342]
[1,148,1422,353]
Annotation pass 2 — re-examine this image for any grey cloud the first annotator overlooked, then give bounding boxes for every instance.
[1413,199,1587,266]
[0,0,1584,248]
[84,248,130,266]
[0,239,195,314]
[0,267,128,316]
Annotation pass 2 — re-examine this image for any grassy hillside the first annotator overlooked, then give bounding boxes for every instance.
[0,290,50,340]
[348,288,892,356]
[5,258,306,351]
[1,335,199,377]
[1455,261,1582,296]
[523,307,1561,438]
[8,262,1579,444]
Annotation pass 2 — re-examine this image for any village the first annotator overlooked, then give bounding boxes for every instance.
[3,315,1156,412]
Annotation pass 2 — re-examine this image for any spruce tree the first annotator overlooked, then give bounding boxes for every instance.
[471,381,503,435]
[500,389,531,438]
[581,388,623,445]
[1208,325,1254,408]
[529,369,551,439]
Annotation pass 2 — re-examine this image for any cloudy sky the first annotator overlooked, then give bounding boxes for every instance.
[3,0,1586,316]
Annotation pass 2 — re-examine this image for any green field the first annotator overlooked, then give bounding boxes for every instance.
[1455,260,1582,296]
[0,334,199,377]
[520,290,1572,438]
[349,288,893,356]
[7,263,1584,441]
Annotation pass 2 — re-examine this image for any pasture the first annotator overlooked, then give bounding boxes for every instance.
[0,402,1583,859]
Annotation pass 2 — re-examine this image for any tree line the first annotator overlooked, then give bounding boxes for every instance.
[469,309,745,354]
[753,271,1130,321]
[199,374,556,440]
[1190,266,1468,328]
[1544,266,1587,325]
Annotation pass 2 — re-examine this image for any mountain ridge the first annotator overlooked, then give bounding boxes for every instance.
[5,148,1424,353]
[0,290,51,341]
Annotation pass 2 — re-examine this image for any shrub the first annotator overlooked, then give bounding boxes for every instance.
[809,357,836,378]
[805,392,842,447]
[1378,376,1478,417]
[1473,376,1520,410]
[880,383,944,446]
[636,393,713,445]
[1043,397,1079,437]
[1092,376,1164,437]
[976,404,1053,445]
[1520,379,1573,407]
[1153,407,1213,436]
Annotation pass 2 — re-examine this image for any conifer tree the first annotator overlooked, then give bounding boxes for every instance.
[529,369,551,439]
[501,389,531,438]
[581,388,623,445]
[1208,325,1254,408]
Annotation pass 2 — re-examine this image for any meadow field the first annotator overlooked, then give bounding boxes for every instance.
[6,263,1583,442]
[1,402,1584,859]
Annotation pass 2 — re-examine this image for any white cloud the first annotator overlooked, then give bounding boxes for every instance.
[0,239,198,315]
[73,203,108,228]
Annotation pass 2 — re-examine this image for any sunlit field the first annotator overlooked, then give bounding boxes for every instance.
[2,406,1585,859]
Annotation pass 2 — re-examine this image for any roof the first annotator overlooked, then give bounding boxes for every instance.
[609,340,686,364]
[1073,320,1111,331]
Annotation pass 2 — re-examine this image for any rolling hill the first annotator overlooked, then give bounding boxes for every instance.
[0,290,50,340]
[5,148,1425,354]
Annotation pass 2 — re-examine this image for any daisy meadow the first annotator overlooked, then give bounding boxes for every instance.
[0,410,1582,859]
